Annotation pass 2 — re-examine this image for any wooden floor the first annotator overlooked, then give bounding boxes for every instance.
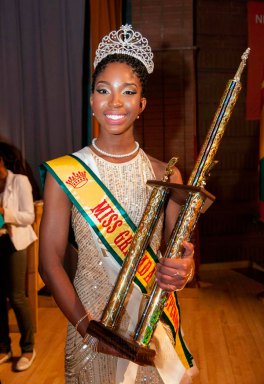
[181,269,264,384]
[0,269,263,384]
[0,297,67,384]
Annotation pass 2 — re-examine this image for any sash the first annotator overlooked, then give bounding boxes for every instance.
[39,153,194,377]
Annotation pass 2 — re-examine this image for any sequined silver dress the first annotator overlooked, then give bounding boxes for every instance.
[65,147,164,384]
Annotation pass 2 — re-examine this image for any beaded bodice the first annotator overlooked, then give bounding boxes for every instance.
[91,149,152,225]
[66,147,164,383]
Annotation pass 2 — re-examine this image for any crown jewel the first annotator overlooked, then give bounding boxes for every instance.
[93,24,154,74]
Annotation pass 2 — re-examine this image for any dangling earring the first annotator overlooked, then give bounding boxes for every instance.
[137,115,140,119]
[92,112,95,116]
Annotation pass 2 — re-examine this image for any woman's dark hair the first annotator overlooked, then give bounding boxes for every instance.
[0,142,27,174]
[91,54,149,96]
[0,141,41,199]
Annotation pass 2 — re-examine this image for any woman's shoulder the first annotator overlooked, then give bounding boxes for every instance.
[7,171,31,190]
[146,154,182,183]
[73,146,90,156]
[8,170,28,182]
[43,147,90,163]
[72,146,91,162]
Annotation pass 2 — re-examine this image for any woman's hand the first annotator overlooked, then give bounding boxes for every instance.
[155,241,195,292]
[84,335,131,360]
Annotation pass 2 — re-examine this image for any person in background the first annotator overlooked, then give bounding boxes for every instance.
[39,25,198,383]
[0,142,37,371]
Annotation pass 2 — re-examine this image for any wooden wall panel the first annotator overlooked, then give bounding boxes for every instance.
[131,0,201,266]
[196,0,263,265]
[131,0,263,266]
[132,0,196,182]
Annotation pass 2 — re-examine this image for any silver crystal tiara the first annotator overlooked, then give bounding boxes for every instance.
[93,24,154,74]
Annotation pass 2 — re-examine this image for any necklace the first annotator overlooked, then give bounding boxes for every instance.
[92,138,140,158]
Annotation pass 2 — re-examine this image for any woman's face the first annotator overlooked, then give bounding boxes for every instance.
[90,62,146,136]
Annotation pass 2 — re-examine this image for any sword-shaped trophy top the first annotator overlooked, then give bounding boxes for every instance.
[234,47,250,82]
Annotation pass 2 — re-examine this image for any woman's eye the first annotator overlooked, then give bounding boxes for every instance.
[124,90,137,95]
[96,89,108,94]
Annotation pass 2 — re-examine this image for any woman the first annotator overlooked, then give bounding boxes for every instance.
[0,142,37,371]
[39,25,197,383]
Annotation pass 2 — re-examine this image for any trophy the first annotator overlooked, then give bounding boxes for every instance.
[86,48,250,366]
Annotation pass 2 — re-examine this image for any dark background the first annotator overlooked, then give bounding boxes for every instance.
[0,0,263,267]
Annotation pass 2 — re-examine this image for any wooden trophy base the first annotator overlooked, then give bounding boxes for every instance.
[87,320,156,366]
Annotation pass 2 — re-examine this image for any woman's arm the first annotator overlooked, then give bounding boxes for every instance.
[40,172,136,357]
[3,175,35,225]
[39,172,90,337]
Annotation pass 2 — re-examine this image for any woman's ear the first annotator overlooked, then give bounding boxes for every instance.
[140,97,147,113]
[90,94,94,109]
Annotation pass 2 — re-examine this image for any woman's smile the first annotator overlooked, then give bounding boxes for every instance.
[104,113,126,123]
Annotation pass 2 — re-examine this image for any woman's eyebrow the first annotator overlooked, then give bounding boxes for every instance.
[96,80,138,87]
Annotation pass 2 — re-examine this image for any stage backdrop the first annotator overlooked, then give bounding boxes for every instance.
[0,0,85,186]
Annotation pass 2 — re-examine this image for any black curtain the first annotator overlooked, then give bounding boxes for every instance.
[0,0,85,190]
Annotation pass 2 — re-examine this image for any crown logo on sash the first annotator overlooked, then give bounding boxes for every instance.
[66,171,88,188]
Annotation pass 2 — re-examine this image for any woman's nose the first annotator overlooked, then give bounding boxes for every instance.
[108,93,122,107]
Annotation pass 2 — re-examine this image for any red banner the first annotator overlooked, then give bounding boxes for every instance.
[247,1,264,120]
